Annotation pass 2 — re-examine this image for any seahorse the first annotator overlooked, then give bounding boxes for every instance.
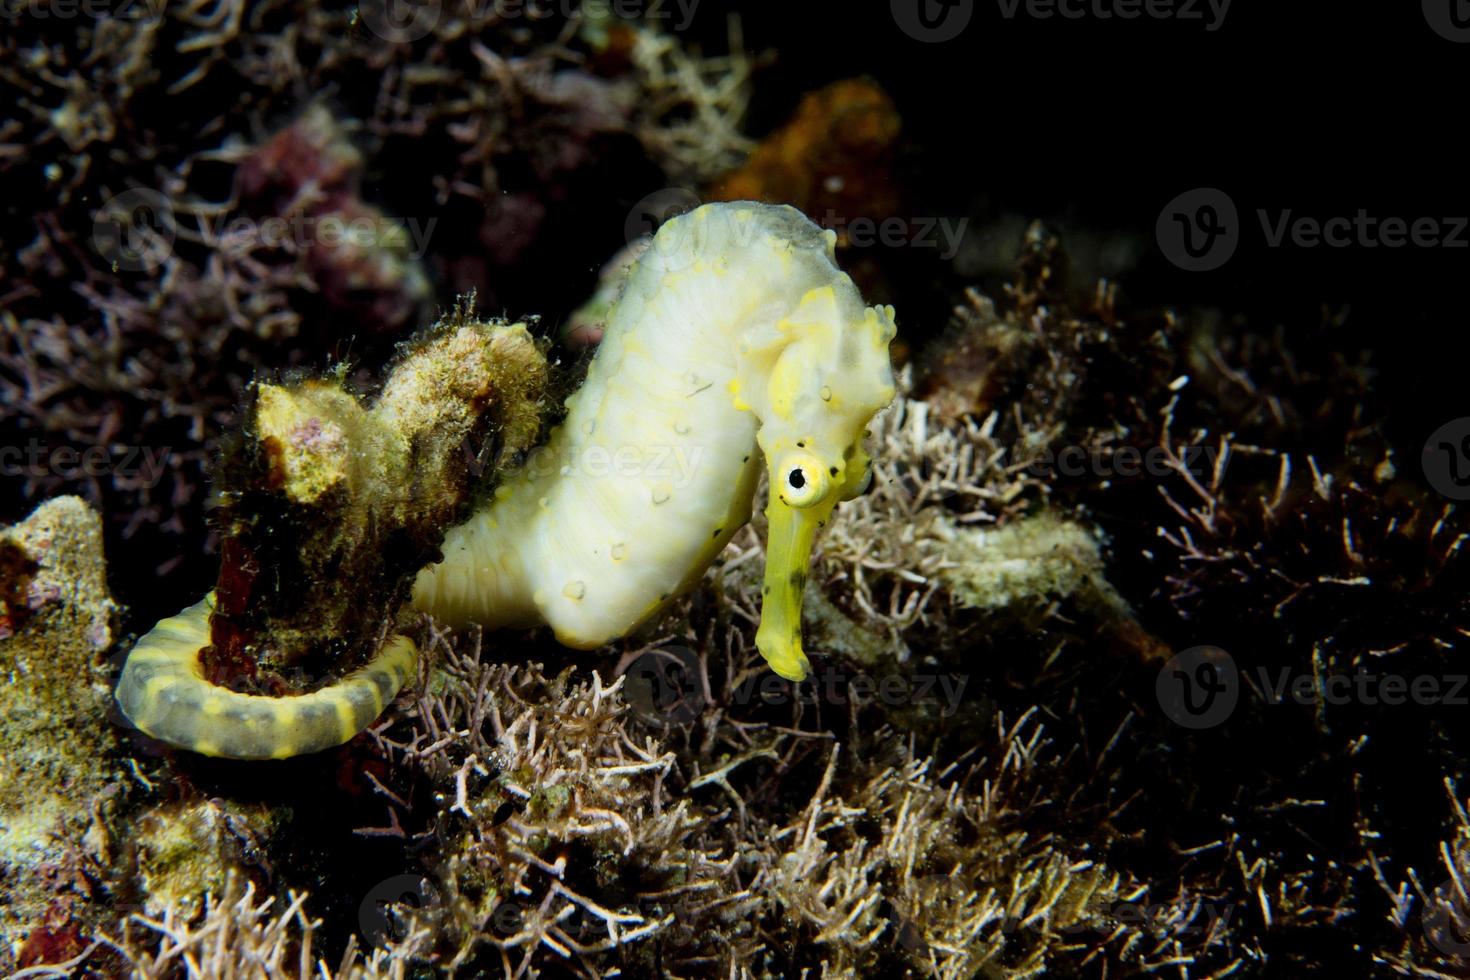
[115,202,897,758]
[411,203,897,679]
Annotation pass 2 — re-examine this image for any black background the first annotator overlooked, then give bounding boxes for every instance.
[708,0,1465,453]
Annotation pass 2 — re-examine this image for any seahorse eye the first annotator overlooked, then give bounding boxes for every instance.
[777,454,829,507]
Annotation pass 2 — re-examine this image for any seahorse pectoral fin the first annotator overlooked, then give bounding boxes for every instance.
[755,496,836,682]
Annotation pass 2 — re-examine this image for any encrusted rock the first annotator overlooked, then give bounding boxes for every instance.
[0,496,118,947]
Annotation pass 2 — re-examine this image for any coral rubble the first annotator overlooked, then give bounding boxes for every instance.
[205,308,548,688]
[0,497,118,960]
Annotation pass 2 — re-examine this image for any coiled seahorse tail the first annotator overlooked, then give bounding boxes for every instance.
[115,594,416,760]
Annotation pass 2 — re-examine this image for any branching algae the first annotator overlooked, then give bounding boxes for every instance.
[116,203,898,759]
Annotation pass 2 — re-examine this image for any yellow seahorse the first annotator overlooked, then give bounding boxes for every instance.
[115,203,897,759]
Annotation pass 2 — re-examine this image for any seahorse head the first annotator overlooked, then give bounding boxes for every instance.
[727,223,898,680]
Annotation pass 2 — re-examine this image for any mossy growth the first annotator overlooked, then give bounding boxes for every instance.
[933,510,1127,620]
[0,497,117,947]
[204,305,551,688]
[132,799,279,920]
